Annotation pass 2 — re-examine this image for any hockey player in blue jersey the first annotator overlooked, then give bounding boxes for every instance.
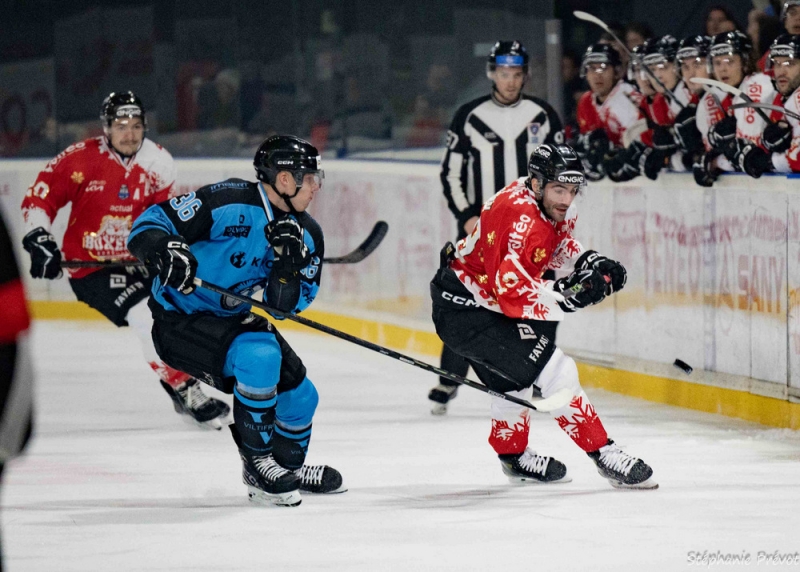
[127,135,344,507]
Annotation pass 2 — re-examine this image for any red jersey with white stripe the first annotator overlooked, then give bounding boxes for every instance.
[450,178,584,322]
[21,137,177,279]
[577,81,644,147]
[769,88,800,173]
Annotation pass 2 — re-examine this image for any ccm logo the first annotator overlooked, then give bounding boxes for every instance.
[167,241,186,249]
[441,291,478,307]
[558,175,584,184]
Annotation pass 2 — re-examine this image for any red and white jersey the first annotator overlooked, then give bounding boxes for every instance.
[577,81,644,147]
[697,88,735,171]
[450,178,584,322]
[21,137,177,279]
[647,80,696,127]
[769,88,800,173]
[735,72,777,146]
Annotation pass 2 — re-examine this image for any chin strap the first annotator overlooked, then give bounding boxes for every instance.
[272,182,302,214]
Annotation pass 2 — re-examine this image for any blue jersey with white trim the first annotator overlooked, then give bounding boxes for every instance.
[128,178,323,316]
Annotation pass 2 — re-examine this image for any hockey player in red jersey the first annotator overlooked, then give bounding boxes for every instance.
[732,34,800,176]
[671,35,713,170]
[694,31,777,186]
[430,144,657,489]
[639,35,699,176]
[575,44,646,182]
[430,40,563,415]
[20,91,230,429]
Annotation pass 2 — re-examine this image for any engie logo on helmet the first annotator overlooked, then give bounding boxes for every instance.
[535,147,551,158]
[557,174,585,184]
[115,105,142,117]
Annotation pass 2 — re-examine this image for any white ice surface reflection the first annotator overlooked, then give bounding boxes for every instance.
[4,320,799,571]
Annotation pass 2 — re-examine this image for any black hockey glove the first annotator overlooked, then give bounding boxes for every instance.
[153,234,197,294]
[693,152,722,187]
[553,268,607,312]
[22,227,63,279]
[707,115,737,160]
[575,250,627,295]
[733,139,772,179]
[762,120,793,154]
[651,126,678,153]
[673,105,702,153]
[265,217,311,275]
[577,129,611,170]
[604,142,649,183]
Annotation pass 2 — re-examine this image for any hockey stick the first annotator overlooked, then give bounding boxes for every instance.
[192,277,573,413]
[730,101,800,122]
[61,221,389,269]
[573,10,686,110]
[689,78,773,123]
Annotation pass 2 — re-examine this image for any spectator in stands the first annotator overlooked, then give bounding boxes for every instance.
[197,68,241,131]
[624,22,654,50]
[703,5,741,36]
[782,0,800,34]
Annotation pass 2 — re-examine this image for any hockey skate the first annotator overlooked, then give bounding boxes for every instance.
[241,453,302,507]
[161,379,231,430]
[428,384,458,415]
[498,448,571,484]
[295,464,347,494]
[587,440,659,490]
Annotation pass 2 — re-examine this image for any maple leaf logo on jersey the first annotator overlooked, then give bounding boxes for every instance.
[534,248,546,263]
[82,215,132,259]
[486,231,496,245]
[71,171,84,184]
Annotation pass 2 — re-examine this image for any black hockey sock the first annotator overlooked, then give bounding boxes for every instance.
[233,387,277,455]
[271,423,312,470]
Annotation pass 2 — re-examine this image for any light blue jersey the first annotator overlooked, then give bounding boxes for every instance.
[128,178,323,316]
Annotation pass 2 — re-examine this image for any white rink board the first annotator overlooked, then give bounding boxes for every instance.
[2,158,800,393]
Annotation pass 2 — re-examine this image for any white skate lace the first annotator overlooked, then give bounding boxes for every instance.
[298,464,325,487]
[184,382,211,411]
[599,445,637,476]
[253,455,290,482]
[518,450,548,475]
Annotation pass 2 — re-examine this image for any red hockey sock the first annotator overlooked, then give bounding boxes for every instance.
[553,391,608,452]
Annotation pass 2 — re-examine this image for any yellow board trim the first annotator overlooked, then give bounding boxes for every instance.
[30,300,800,429]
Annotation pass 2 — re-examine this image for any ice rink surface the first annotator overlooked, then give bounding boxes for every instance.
[4,320,800,571]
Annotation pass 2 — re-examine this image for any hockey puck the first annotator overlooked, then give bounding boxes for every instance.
[673,359,693,375]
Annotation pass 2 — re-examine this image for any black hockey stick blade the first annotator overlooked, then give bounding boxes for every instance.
[193,277,572,413]
[61,259,145,269]
[61,221,390,270]
[323,220,388,264]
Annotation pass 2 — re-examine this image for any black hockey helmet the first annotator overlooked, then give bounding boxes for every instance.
[581,43,622,78]
[676,35,712,63]
[642,35,679,66]
[100,91,146,127]
[527,144,586,199]
[486,40,530,76]
[628,43,648,81]
[781,0,800,20]
[709,30,754,59]
[767,33,800,66]
[254,134,323,193]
